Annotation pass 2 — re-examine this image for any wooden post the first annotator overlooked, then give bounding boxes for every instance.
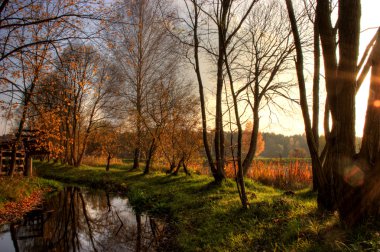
[24,153,32,177]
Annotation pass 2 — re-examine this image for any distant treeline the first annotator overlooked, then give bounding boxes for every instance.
[259,133,362,158]
[260,133,309,158]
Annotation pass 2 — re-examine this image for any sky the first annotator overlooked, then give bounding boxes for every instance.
[354,0,380,137]
[256,0,380,136]
[1,0,379,137]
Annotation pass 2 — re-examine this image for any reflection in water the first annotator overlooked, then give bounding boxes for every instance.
[0,187,167,251]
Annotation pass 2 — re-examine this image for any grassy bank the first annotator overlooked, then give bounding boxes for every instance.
[35,161,380,251]
[0,176,62,224]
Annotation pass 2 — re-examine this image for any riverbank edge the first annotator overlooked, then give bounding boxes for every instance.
[0,176,62,225]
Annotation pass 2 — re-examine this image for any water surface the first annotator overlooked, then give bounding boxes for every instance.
[0,187,166,251]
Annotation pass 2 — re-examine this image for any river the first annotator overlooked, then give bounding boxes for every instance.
[0,187,168,251]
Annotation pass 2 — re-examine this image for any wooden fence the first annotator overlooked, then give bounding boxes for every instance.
[0,146,25,175]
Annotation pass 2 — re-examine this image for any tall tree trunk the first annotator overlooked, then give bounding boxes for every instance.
[312,11,320,191]
[286,0,326,208]
[317,0,339,211]
[133,0,144,171]
[213,0,230,184]
[191,0,217,180]
[224,42,249,208]
[325,0,360,225]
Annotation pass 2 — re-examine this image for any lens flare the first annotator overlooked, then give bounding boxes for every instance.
[373,100,380,108]
[343,165,364,187]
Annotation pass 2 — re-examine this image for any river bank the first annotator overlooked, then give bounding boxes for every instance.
[34,161,380,251]
[0,176,61,224]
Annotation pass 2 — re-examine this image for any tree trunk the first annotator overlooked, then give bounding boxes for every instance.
[312,11,320,191]
[167,162,176,174]
[286,0,326,209]
[191,0,216,177]
[356,29,380,220]
[106,153,112,171]
[242,105,259,175]
[144,139,156,175]
[133,0,144,172]
[326,0,360,225]
[213,1,230,184]
[173,157,184,176]
[132,147,140,170]
[224,37,249,208]
[315,0,361,223]
[316,0,340,211]
[183,161,191,176]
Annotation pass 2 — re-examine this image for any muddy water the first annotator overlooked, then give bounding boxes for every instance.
[0,187,167,251]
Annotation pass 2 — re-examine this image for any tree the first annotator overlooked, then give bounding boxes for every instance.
[0,0,103,176]
[180,0,259,208]
[158,85,201,176]
[109,0,179,171]
[140,73,194,174]
[229,0,296,176]
[287,0,380,225]
[30,46,120,167]
[89,124,122,171]
[0,0,100,63]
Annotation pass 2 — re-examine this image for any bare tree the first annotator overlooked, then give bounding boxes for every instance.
[229,1,297,176]
[109,0,179,171]
[179,0,259,208]
[180,0,300,208]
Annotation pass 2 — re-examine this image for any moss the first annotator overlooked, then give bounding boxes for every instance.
[35,161,380,251]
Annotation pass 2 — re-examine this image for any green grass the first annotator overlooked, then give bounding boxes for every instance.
[35,161,380,251]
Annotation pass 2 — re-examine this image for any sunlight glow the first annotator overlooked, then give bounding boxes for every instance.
[374,100,380,108]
